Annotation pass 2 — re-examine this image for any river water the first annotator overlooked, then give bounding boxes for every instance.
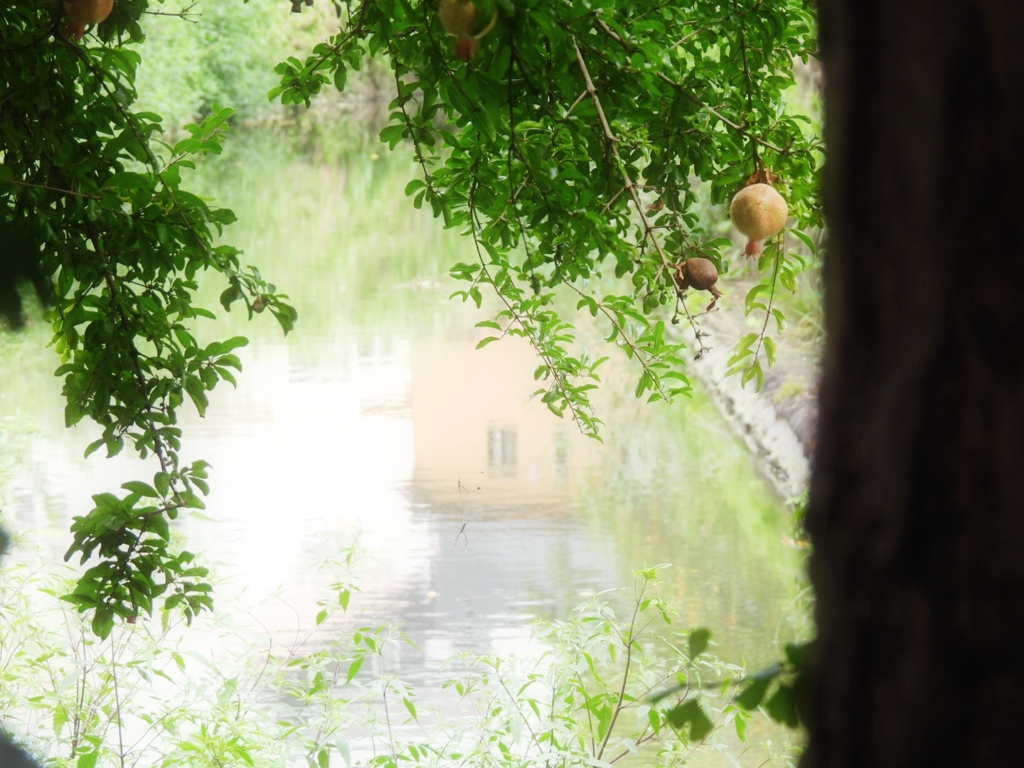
[0,129,808,764]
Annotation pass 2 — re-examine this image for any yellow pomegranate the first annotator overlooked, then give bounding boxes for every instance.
[63,0,113,41]
[438,0,498,61]
[729,183,788,256]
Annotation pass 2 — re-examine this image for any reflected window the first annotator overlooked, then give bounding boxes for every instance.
[488,426,517,477]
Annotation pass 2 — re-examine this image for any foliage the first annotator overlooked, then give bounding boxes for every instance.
[0,4,294,636]
[275,0,823,437]
[731,640,809,731]
[3,0,821,641]
[135,0,341,131]
[0,555,801,767]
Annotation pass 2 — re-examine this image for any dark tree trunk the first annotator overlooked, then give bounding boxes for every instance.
[805,2,1024,766]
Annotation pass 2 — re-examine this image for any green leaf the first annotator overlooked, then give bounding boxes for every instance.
[771,308,787,333]
[272,304,298,334]
[345,656,363,684]
[734,675,772,710]
[154,471,171,497]
[763,336,776,367]
[784,640,812,668]
[666,698,715,742]
[61,593,101,609]
[647,707,662,734]
[403,697,418,720]
[206,336,249,356]
[91,607,115,640]
[744,283,770,314]
[740,358,764,391]
[184,375,209,416]
[688,628,711,659]
[220,285,244,310]
[121,480,158,498]
[149,514,170,542]
[765,683,800,728]
[790,227,817,254]
[734,711,747,742]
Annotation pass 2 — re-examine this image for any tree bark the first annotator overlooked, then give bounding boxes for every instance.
[805,2,1024,766]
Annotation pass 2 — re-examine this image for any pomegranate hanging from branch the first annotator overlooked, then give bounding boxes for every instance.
[438,0,499,61]
[62,0,113,41]
[672,257,722,313]
[729,181,788,257]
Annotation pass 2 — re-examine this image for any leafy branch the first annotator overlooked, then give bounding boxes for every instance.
[267,0,821,434]
[570,37,710,362]
[1,5,294,637]
[725,238,801,390]
[462,188,605,437]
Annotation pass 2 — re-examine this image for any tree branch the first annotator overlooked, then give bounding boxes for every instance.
[571,37,709,356]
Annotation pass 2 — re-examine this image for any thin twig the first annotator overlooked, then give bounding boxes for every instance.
[498,677,541,747]
[750,239,783,367]
[108,635,127,768]
[144,2,200,21]
[387,49,441,202]
[735,1,761,172]
[596,578,648,761]
[5,178,100,199]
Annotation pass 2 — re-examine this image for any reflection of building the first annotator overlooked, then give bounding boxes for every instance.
[411,332,583,508]
[487,426,517,477]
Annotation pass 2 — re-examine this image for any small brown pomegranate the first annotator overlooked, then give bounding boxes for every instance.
[729,182,788,257]
[63,0,113,41]
[673,257,722,311]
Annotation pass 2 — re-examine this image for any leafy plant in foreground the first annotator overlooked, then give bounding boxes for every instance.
[0,553,803,767]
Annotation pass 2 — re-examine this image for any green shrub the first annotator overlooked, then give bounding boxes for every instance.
[0,553,800,767]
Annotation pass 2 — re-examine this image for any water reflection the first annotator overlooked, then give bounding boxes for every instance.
[0,132,807,757]
[174,327,629,678]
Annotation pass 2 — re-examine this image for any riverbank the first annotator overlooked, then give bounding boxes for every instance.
[681,279,820,504]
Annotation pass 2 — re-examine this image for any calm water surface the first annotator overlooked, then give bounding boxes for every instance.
[0,131,808,760]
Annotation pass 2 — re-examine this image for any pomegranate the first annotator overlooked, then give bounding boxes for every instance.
[63,0,113,41]
[673,257,722,311]
[438,0,498,61]
[729,182,788,256]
